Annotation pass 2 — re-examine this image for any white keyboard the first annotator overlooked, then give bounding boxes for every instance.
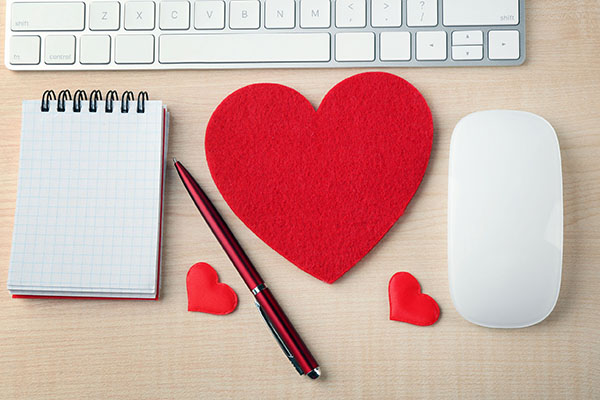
[5,0,526,70]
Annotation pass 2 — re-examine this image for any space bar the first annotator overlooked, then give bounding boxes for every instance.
[159,33,331,63]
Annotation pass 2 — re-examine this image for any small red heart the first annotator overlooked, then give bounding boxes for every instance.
[186,262,238,315]
[389,272,440,326]
[206,72,433,283]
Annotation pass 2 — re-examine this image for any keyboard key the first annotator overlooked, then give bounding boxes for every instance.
[159,33,330,62]
[336,0,366,28]
[89,2,120,31]
[489,30,520,60]
[407,0,437,27]
[452,30,483,45]
[371,0,401,28]
[380,31,410,61]
[160,1,190,30]
[230,1,260,29]
[80,35,111,64]
[194,1,225,29]
[452,45,482,60]
[9,35,40,65]
[300,0,330,28]
[265,0,295,29]
[115,35,155,63]
[45,35,75,64]
[335,32,374,61]
[11,2,85,31]
[443,0,519,26]
[416,31,447,60]
[125,2,155,30]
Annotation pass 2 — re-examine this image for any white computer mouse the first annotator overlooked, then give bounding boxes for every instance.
[448,110,563,328]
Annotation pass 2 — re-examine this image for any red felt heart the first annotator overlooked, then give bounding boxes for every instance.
[186,262,238,315]
[206,72,433,283]
[389,272,440,326]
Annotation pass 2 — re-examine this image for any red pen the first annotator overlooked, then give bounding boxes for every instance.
[174,159,320,379]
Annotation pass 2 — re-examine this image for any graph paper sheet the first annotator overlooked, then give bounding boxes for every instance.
[8,100,167,299]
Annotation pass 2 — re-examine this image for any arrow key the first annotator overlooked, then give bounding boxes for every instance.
[489,30,520,60]
[452,30,483,45]
[452,45,483,60]
[416,31,447,61]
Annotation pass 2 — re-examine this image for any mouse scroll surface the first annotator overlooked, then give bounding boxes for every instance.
[448,111,563,328]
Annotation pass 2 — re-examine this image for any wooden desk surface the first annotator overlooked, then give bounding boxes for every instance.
[1,1,599,399]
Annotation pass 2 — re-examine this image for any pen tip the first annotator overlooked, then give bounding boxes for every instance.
[173,158,178,165]
[307,367,321,379]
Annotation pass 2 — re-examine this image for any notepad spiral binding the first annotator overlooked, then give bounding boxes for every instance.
[40,89,149,114]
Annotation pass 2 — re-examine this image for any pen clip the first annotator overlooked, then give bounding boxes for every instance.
[255,301,304,376]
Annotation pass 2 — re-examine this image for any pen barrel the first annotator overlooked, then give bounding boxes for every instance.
[254,288,319,375]
[175,161,264,288]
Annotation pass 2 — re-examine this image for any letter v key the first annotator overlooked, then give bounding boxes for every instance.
[195,1,225,29]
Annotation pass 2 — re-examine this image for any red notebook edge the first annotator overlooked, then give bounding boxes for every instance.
[12,106,169,301]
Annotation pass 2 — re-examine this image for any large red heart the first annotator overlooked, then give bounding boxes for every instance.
[206,72,433,283]
[187,262,238,315]
[389,272,440,326]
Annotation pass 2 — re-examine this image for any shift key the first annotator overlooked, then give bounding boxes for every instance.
[443,0,518,26]
[11,2,85,31]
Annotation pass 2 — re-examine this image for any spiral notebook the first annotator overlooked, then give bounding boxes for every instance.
[8,90,169,299]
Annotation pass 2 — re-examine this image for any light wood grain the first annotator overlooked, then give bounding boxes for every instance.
[1,1,599,399]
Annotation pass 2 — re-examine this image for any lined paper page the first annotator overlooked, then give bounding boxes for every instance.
[8,100,165,295]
